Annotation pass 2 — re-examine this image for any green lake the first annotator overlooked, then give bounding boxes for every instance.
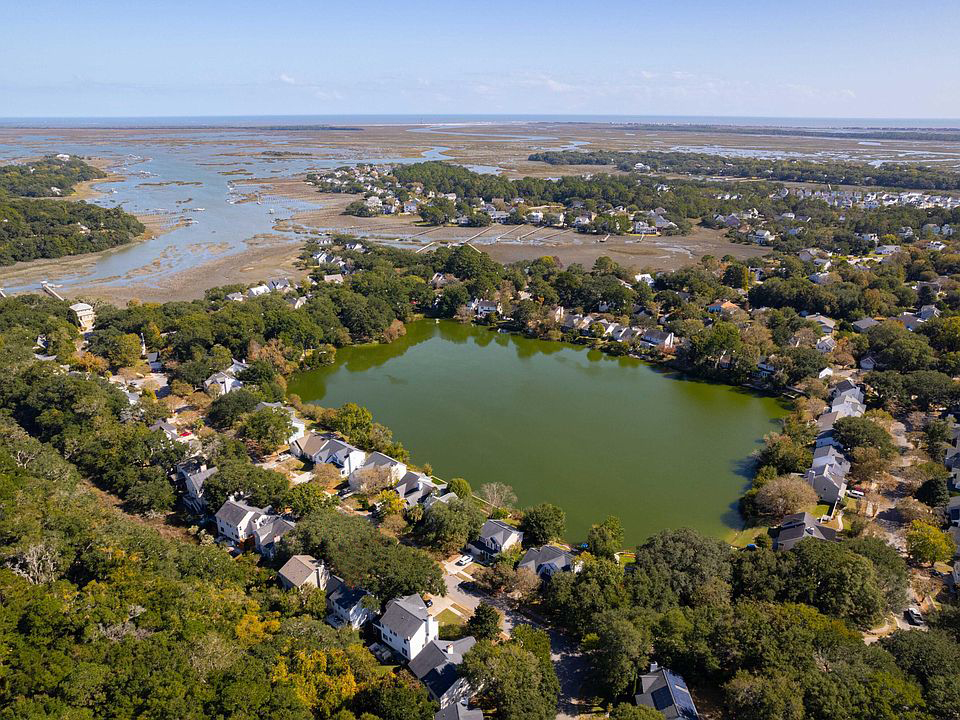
[288,321,788,545]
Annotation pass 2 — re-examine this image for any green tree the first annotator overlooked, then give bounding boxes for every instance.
[905,520,956,565]
[833,416,895,458]
[208,389,260,429]
[587,516,624,559]
[520,503,566,547]
[237,407,294,456]
[465,602,502,642]
[463,641,559,720]
[283,482,333,518]
[609,703,663,720]
[589,609,651,698]
[418,498,486,553]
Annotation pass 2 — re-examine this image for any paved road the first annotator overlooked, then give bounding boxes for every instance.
[434,558,588,720]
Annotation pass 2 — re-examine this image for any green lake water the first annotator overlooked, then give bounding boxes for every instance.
[288,320,788,545]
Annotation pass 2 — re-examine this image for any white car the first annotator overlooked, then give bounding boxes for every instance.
[455,554,473,566]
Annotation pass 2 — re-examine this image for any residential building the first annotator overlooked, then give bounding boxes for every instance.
[851,317,880,333]
[377,594,439,661]
[69,302,96,332]
[177,459,217,514]
[279,554,329,591]
[254,516,296,558]
[409,637,477,708]
[396,470,446,508]
[772,512,838,551]
[349,451,408,492]
[214,498,274,546]
[292,433,367,476]
[472,520,523,559]
[518,545,581,579]
[635,664,700,720]
[435,705,484,720]
[804,464,847,505]
[326,576,375,629]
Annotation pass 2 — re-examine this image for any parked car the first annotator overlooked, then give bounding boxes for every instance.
[905,608,924,626]
[425,598,434,608]
[455,554,472,566]
[848,489,865,498]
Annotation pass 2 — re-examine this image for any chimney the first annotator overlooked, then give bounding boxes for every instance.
[446,644,454,654]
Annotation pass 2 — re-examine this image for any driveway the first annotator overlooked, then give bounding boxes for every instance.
[435,556,588,720]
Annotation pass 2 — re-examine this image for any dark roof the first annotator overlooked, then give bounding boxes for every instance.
[328,576,369,610]
[434,705,483,720]
[518,546,577,577]
[409,637,476,699]
[773,512,837,551]
[638,667,699,720]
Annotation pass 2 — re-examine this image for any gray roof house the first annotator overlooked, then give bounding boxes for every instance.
[947,496,960,527]
[176,457,217,514]
[518,546,581,579]
[635,664,700,719]
[435,705,484,720]
[804,464,848,505]
[377,594,439,661]
[472,520,523,559]
[811,445,851,476]
[409,637,477,708]
[851,317,880,333]
[254,517,297,558]
[396,471,445,509]
[215,498,274,546]
[772,512,838,551]
[279,554,329,591]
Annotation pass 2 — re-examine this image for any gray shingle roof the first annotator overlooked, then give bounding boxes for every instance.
[435,705,483,720]
[409,637,476,699]
[379,594,429,639]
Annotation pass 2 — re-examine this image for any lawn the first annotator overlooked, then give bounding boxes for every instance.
[435,608,466,627]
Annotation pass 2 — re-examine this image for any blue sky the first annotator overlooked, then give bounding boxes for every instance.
[2,0,958,118]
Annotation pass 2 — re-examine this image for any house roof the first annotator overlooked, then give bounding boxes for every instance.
[185,466,217,498]
[255,517,296,547]
[279,554,323,588]
[379,594,430,639]
[773,512,838,549]
[637,667,699,720]
[409,637,476,698]
[518,545,577,576]
[479,519,521,547]
[215,498,259,527]
[435,705,484,720]
[293,433,328,457]
[328,576,369,610]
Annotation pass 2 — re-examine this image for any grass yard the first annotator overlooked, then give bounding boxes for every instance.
[435,608,466,627]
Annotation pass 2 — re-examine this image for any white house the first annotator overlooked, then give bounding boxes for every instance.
[214,498,274,546]
[279,554,329,591]
[247,284,270,297]
[69,302,96,332]
[409,637,477,708]
[349,451,407,492]
[377,594,438,661]
[326,576,375,629]
[292,433,367,476]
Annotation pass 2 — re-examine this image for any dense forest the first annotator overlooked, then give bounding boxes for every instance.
[0,155,105,197]
[0,156,144,265]
[528,150,960,191]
